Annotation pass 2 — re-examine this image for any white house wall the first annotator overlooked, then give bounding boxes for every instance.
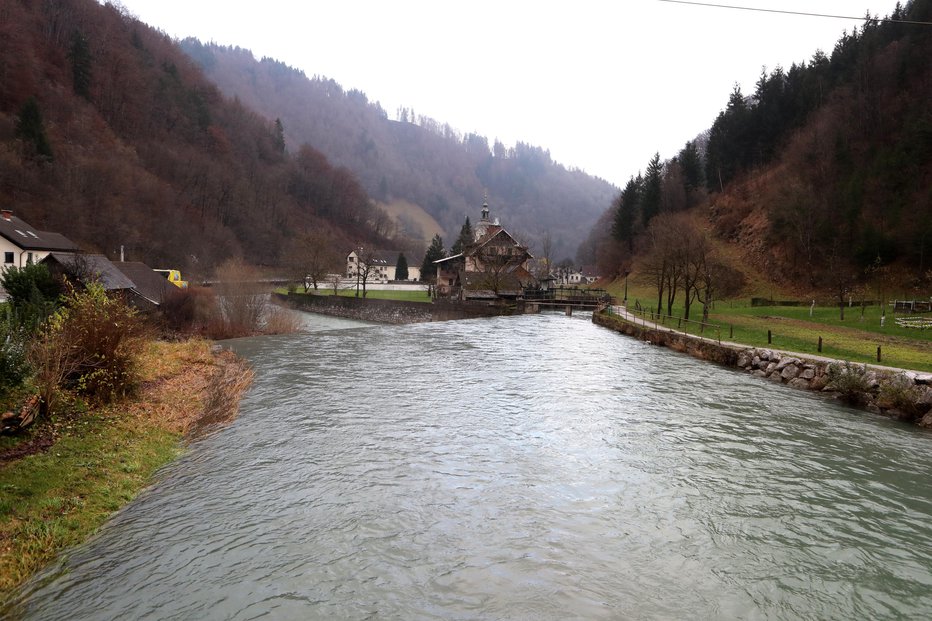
[1,238,55,269]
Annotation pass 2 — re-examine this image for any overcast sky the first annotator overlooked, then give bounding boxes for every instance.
[115,0,904,188]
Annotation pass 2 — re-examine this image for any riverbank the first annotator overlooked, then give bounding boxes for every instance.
[0,339,253,604]
[594,309,932,426]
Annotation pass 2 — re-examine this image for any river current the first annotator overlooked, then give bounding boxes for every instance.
[8,312,932,620]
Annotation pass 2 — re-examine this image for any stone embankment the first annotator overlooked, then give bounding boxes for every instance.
[275,293,538,324]
[593,310,932,427]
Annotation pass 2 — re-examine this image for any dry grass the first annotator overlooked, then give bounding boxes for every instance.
[264,306,304,335]
[377,198,445,243]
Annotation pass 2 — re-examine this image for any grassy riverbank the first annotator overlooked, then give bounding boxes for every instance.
[603,281,932,372]
[0,339,252,604]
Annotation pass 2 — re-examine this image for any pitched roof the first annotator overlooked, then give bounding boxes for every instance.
[0,214,78,252]
[469,228,534,259]
[115,261,176,304]
[43,253,135,291]
[348,250,411,265]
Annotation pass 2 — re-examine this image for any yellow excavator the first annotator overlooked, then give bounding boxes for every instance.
[154,269,188,289]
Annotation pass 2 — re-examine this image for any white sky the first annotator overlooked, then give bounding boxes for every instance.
[114,0,903,188]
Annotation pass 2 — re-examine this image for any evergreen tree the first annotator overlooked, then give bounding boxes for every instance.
[451,216,474,254]
[420,234,446,282]
[15,97,53,161]
[69,31,93,99]
[612,176,641,251]
[678,141,704,191]
[273,118,286,154]
[705,85,751,191]
[395,252,409,280]
[641,153,663,223]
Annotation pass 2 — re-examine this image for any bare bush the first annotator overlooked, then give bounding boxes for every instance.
[210,259,270,339]
[160,286,218,335]
[264,306,303,334]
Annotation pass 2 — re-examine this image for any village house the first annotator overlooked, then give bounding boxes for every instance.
[42,254,174,312]
[434,200,536,300]
[0,209,78,271]
[559,265,601,286]
[1,209,79,300]
[2,210,175,310]
[346,250,420,283]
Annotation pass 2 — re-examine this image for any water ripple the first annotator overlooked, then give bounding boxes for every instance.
[7,313,932,620]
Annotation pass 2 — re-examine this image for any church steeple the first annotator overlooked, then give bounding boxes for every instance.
[481,191,490,222]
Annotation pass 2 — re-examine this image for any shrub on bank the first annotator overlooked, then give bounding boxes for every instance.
[0,308,30,400]
[825,361,873,404]
[168,259,303,339]
[160,286,218,335]
[877,375,925,420]
[29,284,147,413]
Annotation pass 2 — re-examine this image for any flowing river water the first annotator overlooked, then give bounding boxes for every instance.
[8,312,932,620]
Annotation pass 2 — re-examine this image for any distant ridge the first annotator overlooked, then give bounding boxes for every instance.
[180,40,617,261]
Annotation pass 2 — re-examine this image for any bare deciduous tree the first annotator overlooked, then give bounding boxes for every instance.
[353,247,381,298]
[472,238,531,296]
[327,272,351,297]
[286,230,341,292]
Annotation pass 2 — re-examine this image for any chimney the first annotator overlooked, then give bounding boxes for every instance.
[0,209,11,221]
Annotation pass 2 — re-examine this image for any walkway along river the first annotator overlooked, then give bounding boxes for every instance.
[8,312,932,620]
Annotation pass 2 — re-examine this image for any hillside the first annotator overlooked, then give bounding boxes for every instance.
[0,0,389,277]
[586,0,932,297]
[179,40,617,261]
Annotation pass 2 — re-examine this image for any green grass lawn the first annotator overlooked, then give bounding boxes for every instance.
[710,303,931,371]
[0,410,180,602]
[603,280,931,372]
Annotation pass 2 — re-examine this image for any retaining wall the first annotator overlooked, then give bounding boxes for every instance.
[593,311,932,427]
[275,293,537,324]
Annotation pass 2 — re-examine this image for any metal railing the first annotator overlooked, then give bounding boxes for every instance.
[604,305,727,343]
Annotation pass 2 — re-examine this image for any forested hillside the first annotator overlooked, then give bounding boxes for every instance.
[0,0,389,276]
[585,0,931,295]
[179,40,617,261]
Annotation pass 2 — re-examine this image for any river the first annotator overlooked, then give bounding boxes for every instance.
[8,312,932,620]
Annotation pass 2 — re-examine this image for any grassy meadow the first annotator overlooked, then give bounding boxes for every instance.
[603,279,932,372]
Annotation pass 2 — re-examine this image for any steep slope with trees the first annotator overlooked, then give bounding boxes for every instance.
[585,0,931,300]
[0,0,388,277]
[179,40,618,261]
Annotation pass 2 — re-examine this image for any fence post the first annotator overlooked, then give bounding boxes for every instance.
[877,346,882,363]
[818,336,822,353]
[729,324,733,339]
[768,329,772,344]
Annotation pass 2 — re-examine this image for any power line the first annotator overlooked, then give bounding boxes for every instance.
[657,0,932,26]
